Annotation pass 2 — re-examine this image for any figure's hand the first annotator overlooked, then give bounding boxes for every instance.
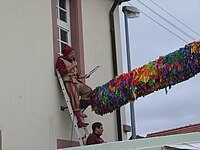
[78,75,85,79]
[66,61,77,73]
[77,74,90,79]
[72,61,77,68]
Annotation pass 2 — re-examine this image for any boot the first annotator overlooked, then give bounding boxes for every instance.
[74,111,89,128]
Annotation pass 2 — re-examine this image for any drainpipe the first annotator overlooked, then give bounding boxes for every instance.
[109,0,122,141]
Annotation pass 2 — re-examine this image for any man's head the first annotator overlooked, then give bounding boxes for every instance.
[62,45,75,59]
[92,122,104,136]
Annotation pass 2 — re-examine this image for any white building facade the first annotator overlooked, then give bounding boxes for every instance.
[0,0,129,149]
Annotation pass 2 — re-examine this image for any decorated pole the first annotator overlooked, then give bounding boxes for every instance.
[90,41,200,115]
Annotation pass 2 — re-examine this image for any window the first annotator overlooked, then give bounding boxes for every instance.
[52,0,85,73]
[56,0,71,55]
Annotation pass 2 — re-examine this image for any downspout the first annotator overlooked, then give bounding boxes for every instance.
[109,0,122,141]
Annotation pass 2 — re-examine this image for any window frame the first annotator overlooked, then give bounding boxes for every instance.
[56,0,71,55]
[52,0,85,77]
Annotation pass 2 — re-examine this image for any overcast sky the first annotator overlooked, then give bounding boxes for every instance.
[119,0,200,137]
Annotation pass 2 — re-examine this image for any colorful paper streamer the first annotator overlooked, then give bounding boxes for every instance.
[90,41,200,115]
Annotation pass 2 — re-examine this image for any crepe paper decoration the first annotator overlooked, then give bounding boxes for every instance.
[90,41,200,115]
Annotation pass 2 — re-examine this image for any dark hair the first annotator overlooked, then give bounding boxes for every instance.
[92,122,102,133]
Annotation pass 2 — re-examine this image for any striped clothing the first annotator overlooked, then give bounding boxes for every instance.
[57,56,92,111]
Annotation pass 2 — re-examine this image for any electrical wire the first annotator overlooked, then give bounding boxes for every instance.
[135,0,197,41]
[127,2,188,43]
[149,0,200,37]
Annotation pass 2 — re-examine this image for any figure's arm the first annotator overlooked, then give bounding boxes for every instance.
[56,58,77,76]
[56,58,68,76]
[67,60,77,72]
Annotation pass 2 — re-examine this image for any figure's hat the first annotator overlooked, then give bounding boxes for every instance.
[62,44,74,55]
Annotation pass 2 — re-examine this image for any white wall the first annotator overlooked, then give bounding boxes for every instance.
[0,0,127,149]
[0,1,72,149]
[81,0,127,142]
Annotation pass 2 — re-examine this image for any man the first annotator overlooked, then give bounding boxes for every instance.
[56,44,92,127]
[86,122,105,145]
